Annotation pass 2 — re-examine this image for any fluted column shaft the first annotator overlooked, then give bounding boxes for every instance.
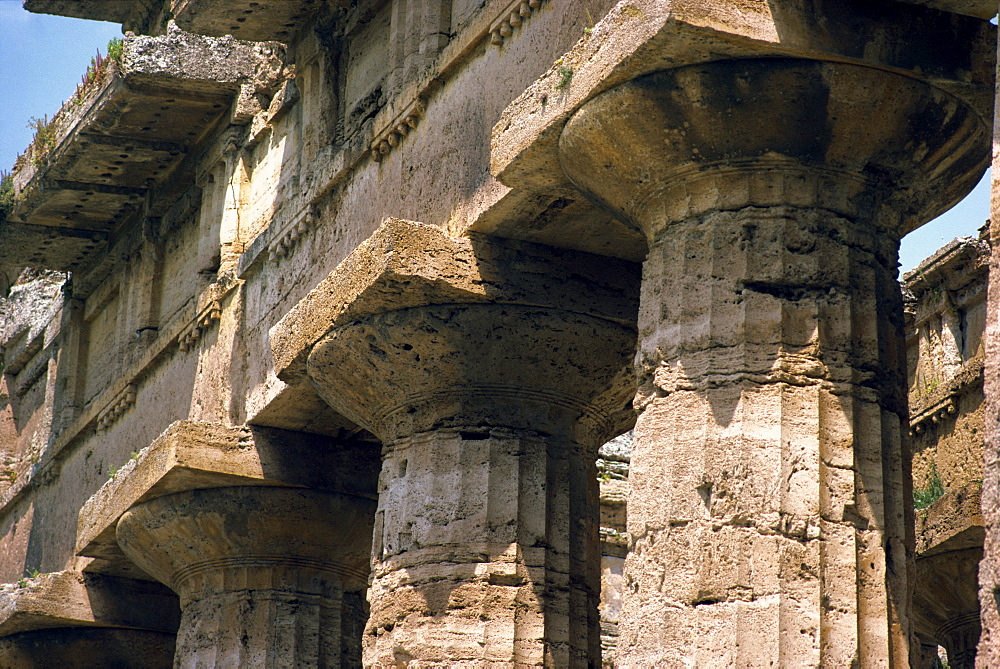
[298,224,640,666]
[625,204,909,665]
[559,58,989,666]
[309,301,637,667]
[368,424,599,666]
[116,486,375,668]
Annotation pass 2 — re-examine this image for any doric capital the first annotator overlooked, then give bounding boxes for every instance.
[559,59,989,241]
[116,487,375,603]
[309,303,637,445]
[275,219,641,444]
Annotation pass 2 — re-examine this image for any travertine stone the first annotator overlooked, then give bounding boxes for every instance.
[3,28,272,273]
[558,59,989,667]
[491,0,994,240]
[913,484,984,669]
[0,570,179,636]
[0,570,179,669]
[292,220,639,666]
[76,420,378,579]
[979,26,1000,666]
[116,486,375,668]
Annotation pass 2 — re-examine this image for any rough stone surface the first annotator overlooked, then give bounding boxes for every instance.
[1,0,999,666]
[0,569,179,636]
[117,486,375,668]
[2,28,270,274]
[294,219,639,666]
[558,56,990,667]
[76,419,378,579]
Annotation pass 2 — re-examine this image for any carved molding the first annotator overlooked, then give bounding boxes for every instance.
[177,301,222,353]
[96,385,137,432]
[490,0,545,46]
[268,211,315,263]
[370,99,425,162]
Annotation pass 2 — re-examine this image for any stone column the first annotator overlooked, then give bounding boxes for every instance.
[940,301,965,376]
[558,59,988,666]
[980,16,1000,666]
[299,223,639,666]
[115,486,375,668]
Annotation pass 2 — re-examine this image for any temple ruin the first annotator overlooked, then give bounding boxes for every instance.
[1,0,1000,666]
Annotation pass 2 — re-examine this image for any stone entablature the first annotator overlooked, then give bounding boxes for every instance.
[0,0,998,667]
[0,569,179,668]
[76,420,377,575]
[3,29,270,275]
[76,419,378,665]
[905,236,990,492]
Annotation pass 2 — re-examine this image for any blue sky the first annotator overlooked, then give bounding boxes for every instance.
[0,0,991,272]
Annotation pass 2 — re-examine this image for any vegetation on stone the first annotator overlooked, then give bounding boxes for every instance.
[914,465,947,509]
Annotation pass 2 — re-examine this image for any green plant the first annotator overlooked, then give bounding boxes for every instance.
[71,38,123,108]
[555,65,573,90]
[130,451,139,461]
[26,115,57,168]
[106,37,124,65]
[108,464,120,480]
[16,578,26,588]
[914,464,946,510]
[0,172,14,220]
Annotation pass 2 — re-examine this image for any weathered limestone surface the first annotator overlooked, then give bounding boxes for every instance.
[3,28,270,275]
[70,420,378,665]
[914,484,984,667]
[979,16,1000,664]
[557,58,988,666]
[117,486,374,667]
[898,236,990,667]
[1,0,627,649]
[4,0,1000,666]
[905,237,989,495]
[0,569,179,668]
[274,219,639,666]
[0,569,179,636]
[597,432,630,664]
[76,419,378,577]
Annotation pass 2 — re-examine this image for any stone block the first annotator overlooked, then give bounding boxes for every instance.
[0,570,179,636]
[490,0,995,235]
[76,420,378,577]
[271,217,641,386]
[3,29,269,272]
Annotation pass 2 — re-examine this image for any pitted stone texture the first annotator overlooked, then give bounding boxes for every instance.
[171,0,323,42]
[0,570,179,636]
[123,27,280,93]
[558,59,989,240]
[612,207,910,667]
[978,50,1000,668]
[309,303,635,445]
[0,627,176,668]
[116,486,375,668]
[272,218,640,388]
[309,310,631,666]
[297,220,639,666]
[552,58,986,666]
[76,419,379,578]
[491,0,994,233]
[365,429,600,667]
